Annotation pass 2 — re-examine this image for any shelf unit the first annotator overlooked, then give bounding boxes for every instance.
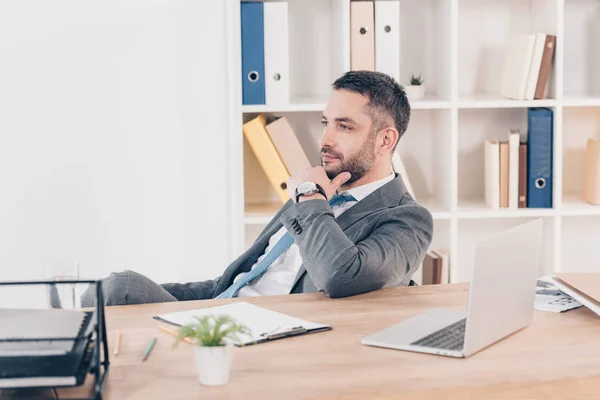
[226,0,600,284]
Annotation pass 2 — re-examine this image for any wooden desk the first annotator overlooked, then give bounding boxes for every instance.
[57,283,600,399]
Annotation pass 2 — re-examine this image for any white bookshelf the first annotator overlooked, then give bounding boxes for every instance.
[225,0,600,284]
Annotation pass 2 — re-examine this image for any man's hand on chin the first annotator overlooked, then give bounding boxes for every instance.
[287,166,352,203]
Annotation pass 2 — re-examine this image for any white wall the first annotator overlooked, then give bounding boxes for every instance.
[0,0,233,305]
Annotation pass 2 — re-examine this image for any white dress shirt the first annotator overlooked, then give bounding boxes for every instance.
[236,173,396,297]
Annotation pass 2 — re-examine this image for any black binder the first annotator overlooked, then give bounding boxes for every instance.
[0,280,109,400]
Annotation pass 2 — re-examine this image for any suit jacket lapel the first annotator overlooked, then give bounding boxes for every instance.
[290,173,408,291]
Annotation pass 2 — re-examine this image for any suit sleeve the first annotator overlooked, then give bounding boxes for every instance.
[279,198,433,298]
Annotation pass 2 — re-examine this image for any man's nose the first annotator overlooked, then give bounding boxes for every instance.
[320,126,335,148]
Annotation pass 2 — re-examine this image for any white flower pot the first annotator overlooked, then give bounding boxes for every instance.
[193,342,233,386]
[405,84,426,101]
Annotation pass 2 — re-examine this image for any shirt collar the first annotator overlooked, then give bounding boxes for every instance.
[341,172,396,202]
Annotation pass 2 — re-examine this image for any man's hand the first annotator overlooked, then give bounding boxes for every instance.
[287,167,352,203]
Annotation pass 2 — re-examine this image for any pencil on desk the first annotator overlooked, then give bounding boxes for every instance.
[158,325,193,344]
[114,330,121,356]
[142,337,157,361]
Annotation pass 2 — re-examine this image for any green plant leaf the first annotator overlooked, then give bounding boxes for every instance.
[172,314,252,348]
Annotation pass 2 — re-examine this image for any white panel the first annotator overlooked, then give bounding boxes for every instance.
[375,0,400,83]
[288,0,344,99]
[264,2,290,105]
[563,0,600,96]
[561,216,600,273]
[0,0,231,306]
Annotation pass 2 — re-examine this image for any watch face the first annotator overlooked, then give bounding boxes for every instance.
[297,181,317,194]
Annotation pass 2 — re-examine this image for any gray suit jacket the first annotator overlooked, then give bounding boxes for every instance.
[162,173,433,300]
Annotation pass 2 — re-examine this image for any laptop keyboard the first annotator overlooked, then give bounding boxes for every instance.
[410,318,466,351]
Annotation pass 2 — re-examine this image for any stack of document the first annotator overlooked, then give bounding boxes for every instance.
[0,308,86,356]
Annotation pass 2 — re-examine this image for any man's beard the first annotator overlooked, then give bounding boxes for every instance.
[321,134,377,184]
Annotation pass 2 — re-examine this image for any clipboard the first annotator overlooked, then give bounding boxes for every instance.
[153,301,332,346]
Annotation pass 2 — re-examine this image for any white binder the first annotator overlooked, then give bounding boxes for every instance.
[264,2,290,105]
[375,0,400,83]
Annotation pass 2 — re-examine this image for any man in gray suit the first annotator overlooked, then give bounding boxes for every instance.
[82,70,433,307]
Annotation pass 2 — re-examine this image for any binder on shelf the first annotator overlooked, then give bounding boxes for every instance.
[526,108,553,208]
[154,301,331,346]
[241,2,265,105]
[243,114,291,204]
[263,2,290,105]
[350,1,375,71]
[265,116,311,176]
[0,280,109,399]
[374,0,400,83]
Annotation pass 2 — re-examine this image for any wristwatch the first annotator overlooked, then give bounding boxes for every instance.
[295,182,327,203]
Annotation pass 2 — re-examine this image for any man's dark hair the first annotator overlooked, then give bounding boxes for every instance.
[332,70,411,151]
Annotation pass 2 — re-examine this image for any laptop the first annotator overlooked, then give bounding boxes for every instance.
[361,218,544,358]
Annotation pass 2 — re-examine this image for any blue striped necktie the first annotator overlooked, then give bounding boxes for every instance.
[216,193,357,299]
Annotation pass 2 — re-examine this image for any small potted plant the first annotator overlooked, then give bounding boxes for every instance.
[173,315,251,386]
[405,73,426,101]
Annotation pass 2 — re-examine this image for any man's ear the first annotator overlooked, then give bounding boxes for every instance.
[378,127,399,155]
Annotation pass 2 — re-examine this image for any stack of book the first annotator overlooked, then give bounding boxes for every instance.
[484,108,553,209]
[500,32,556,100]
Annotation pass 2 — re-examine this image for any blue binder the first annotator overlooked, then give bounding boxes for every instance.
[526,108,553,208]
[241,2,265,105]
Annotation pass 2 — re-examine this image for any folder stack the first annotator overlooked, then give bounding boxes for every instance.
[241,2,290,105]
[243,114,312,204]
[350,0,401,83]
[484,108,553,209]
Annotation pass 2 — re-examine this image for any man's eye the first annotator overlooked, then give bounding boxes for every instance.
[321,120,328,127]
[340,124,351,131]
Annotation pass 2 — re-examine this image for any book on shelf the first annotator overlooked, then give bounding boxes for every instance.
[519,143,528,208]
[350,0,405,85]
[500,32,556,100]
[483,108,553,210]
[422,249,449,285]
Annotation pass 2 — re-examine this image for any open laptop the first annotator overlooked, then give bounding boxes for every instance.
[361,218,544,358]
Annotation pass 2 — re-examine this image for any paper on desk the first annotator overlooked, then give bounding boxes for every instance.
[154,301,330,345]
[534,276,582,313]
[0,308,85,356]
